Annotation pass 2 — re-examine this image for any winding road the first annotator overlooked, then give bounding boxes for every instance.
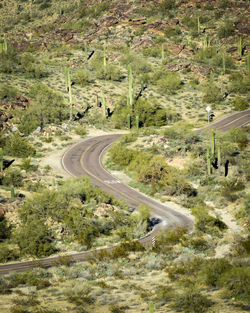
[0,109,249,276]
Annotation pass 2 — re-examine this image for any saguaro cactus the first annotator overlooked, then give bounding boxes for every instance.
[128,65,133,108]
[211,130,215,157]
[161,44,165,63]
[127,114,131,129]
[149,302,154,313]
[217,145,221,169]
[247,54,250,73]
[84,40,88,59]
[136,115,139,129]
[238,37,242,57]
[222,55,226,73]
[0,148,3,172]
[207,146,211,175]
[103,45,107,74]
[11,186,15,200]
[101,90,107,118]
[3,38,7,53]
[64,67,73,120]
[197,16,200,34]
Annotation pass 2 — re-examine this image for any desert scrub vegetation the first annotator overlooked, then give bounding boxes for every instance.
[17,83,68,135]
[108,141,195,197]
[0,176,151,261]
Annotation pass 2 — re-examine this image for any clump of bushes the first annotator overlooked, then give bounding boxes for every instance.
[218,20,235,38]
[191,206,227,236]
[170,288,213,313]
[18,83,68,135]
[1,167,23,187]
[4,133,36,157]
[109,143,195,197]
[112,97,169,128]
[0,84,19,100]
[232,96,249,111]
[203,84,222,104]
[72,69,92,86]
[229,72,250,94]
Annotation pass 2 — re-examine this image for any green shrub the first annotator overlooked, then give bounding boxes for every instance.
[74,125,87,136]
[155,285,174,302]
[20,158,38,172]
[2,167,23,187]
[203,84,222,104]
[96,64,123,81]
[73,69,92,86]
[219,266,250,302]
[0,84,19,100]
[232,96,249,111]
[220,177,245,201]
[218,20,235,38]
[218,0,231,9]
[5,133,36,157]
[0,244,19,263]
[79,1,110,18]
[157,72,182,94]
[165,26,181,38]
[0,216,11,241]
[160,0,176,12]
[211,53,235,69]
[199,258,232,287]
[229,73,250,94]
[196,47,217,63]
[192,206,227,235]
[15,217,56,257]
[171,288,213,313]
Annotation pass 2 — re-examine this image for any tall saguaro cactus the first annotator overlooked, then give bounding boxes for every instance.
[136,115,139,129]
[197,16,200,34]
[222,54,226,73]
[64,67,73,120]
[207,147,211,175]
[217,145,221,169]
[211,130,215,157]
[149,302,154,313]
[84,40,88,60]
[161,44,165,64]
[101,90,107,118]
[128,65,134,108]
[11,186,15,200]
[238,37,242,57]
[0,148,3,172]
[247,54,250,73]
[103,45,107,74]
[127,114,131,129]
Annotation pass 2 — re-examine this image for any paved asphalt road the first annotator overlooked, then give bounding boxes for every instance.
[0,109,249,276]
[196,109,250,134]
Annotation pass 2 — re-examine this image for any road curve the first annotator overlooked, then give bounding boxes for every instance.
[0,134,193,276]
[196,109,250,134]
[1,109,248,276]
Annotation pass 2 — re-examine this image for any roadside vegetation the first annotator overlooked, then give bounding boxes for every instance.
[0,0,249,312]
